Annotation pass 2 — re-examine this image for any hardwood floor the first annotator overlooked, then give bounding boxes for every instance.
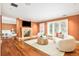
[1,39,48,56]
[1,38,79,56]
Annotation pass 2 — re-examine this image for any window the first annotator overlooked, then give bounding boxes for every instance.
[47,22,53,36]
[47,19,68,37]
[39,23,45,34]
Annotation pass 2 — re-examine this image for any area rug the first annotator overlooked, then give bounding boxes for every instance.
[24,39,65,56]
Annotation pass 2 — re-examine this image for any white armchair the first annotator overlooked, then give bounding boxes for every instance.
[53,35,76,52]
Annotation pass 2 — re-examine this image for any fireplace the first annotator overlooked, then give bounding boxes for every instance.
[22,28,31,37]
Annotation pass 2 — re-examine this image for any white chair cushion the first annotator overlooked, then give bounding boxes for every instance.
[53,35,76,52]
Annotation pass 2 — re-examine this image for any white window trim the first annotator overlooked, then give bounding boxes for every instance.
[47,19,68,37]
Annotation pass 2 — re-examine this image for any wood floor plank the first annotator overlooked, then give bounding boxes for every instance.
[1,39,48,56]
[1,39,79,56]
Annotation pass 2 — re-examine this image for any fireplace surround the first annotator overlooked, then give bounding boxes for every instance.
[22,27,31,38]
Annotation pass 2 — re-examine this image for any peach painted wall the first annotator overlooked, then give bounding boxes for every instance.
[31,22,39,36]
[2,23,16,31]
[16,18,22,37]
[68,15,79,40]
[39,15,79,40]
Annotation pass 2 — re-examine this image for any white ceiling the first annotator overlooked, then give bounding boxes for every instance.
[1,3,79,22]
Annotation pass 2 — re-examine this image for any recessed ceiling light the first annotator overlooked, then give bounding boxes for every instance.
[25,3,31,6]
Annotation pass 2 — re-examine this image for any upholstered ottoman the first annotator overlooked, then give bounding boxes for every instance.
[37,37,48,45]
[53,35,76,52]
